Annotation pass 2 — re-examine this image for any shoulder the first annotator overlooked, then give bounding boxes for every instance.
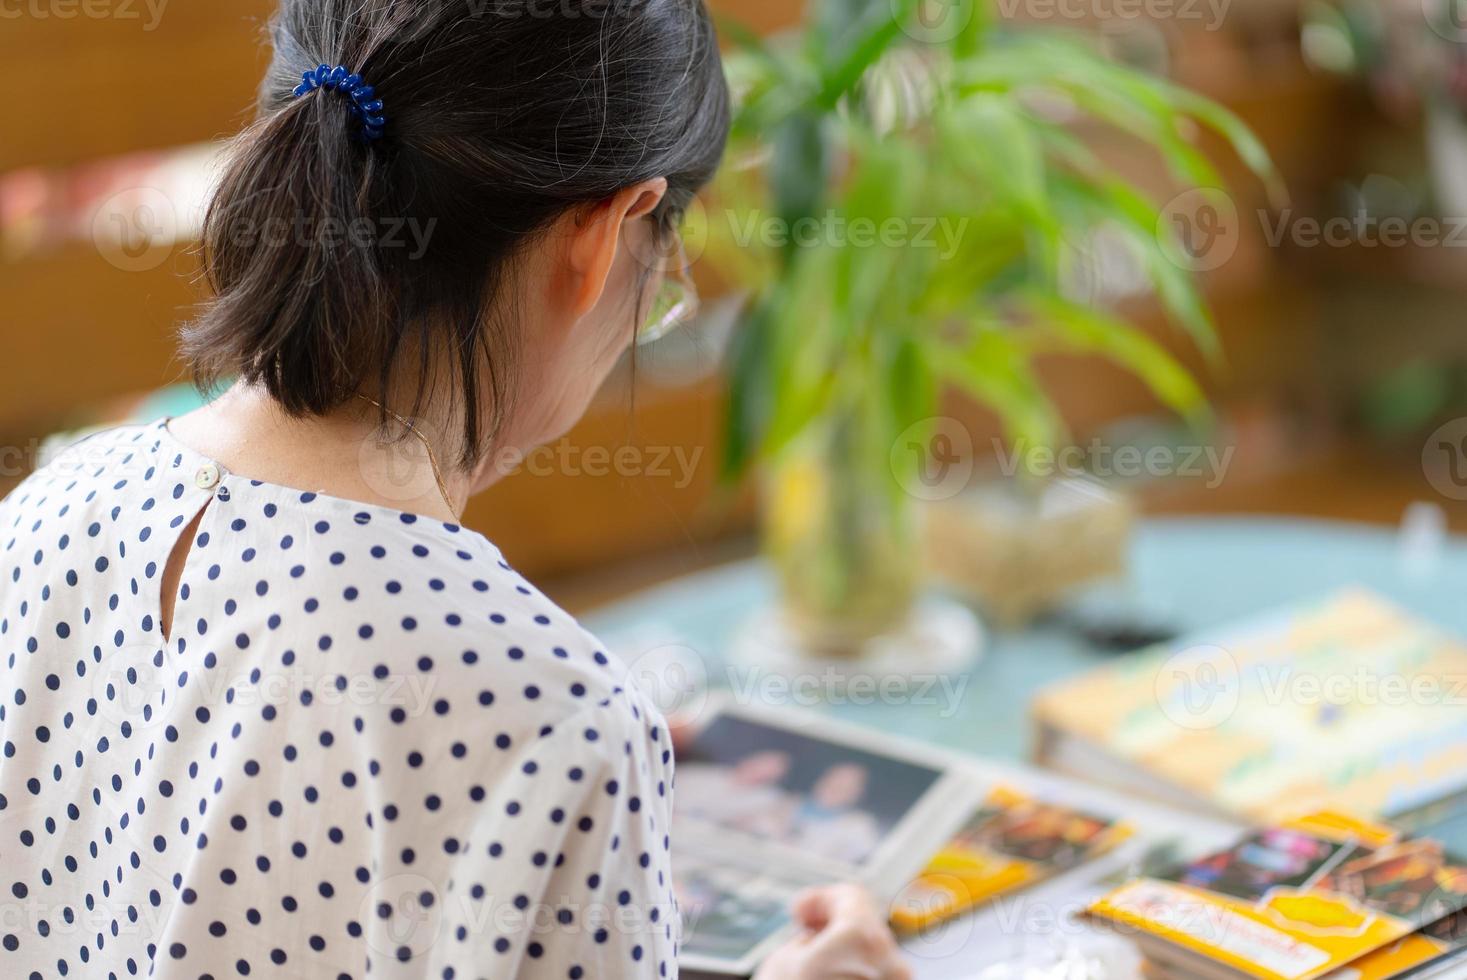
[1,422,161,514]
[231,487,666,753]
[399,532,663,745]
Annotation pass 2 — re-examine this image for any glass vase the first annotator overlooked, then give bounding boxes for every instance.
[761,403,921,658]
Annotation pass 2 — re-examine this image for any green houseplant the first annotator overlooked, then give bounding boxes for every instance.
[703,0,1279,656]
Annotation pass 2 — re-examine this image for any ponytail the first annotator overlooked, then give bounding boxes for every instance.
[182,84,397,419]
[181,0,730,464]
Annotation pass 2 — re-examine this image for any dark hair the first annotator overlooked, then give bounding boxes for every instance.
[183,0,729,464]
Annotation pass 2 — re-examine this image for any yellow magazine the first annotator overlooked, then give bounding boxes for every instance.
[1088,811,1467,980]
[1323,908,1467,979]
[1032,589,1467,822]
[1148,911,1467,980]
[891,785,1131,931]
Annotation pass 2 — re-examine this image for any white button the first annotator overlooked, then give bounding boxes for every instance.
[195,464,221,490]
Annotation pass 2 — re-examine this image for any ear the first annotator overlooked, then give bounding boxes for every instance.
[566,177,669,318]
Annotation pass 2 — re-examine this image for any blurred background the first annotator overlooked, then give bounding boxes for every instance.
[5,0,1467,614]
[5,0,1467,673]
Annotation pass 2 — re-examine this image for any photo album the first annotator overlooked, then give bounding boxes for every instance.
[670,699,987,975]
[669,591,1467,979]
[671,698,1148,976]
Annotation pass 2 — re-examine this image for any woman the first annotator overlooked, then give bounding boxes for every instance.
[0,0,911,978]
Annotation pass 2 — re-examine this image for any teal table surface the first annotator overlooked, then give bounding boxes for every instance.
[583,515,1467,763]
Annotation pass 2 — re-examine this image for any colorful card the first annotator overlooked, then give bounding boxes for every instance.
[1088,812,1467,980]
[1324,908,1467,979]
[890,785,1131,931]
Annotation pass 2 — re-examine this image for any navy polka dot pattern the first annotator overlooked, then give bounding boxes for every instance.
[0,422,679,978]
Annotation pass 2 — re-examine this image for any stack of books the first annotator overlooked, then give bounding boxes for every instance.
[670,701,1158,975]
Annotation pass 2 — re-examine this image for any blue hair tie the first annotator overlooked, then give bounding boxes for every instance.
[293,64,388,142]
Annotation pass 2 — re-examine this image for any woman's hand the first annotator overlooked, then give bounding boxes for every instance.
[754,883,912,980]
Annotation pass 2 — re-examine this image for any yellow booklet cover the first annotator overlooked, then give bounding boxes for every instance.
[1088,811,1467,980]
[1149,910,1467,980]
[1032,589,1467,822]
[890,785,1131,931]
[1324,907,1467,979]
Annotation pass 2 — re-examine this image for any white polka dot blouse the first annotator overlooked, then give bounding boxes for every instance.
[0,421,679,979]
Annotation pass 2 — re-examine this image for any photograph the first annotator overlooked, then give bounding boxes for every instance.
[1321,839,1467,922]
[675,712,947,866]
[1169,828,1350,902]
[673,857,804,964]
[956,799,1119,870]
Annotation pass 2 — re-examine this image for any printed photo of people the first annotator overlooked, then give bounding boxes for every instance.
[1319,839,1467,923]
[1169,828,1348,902]
[675,714,943,866]
[960,800,1117,870]
[673,857,802,962]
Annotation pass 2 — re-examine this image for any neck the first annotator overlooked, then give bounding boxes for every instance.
[169,383,475,522]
